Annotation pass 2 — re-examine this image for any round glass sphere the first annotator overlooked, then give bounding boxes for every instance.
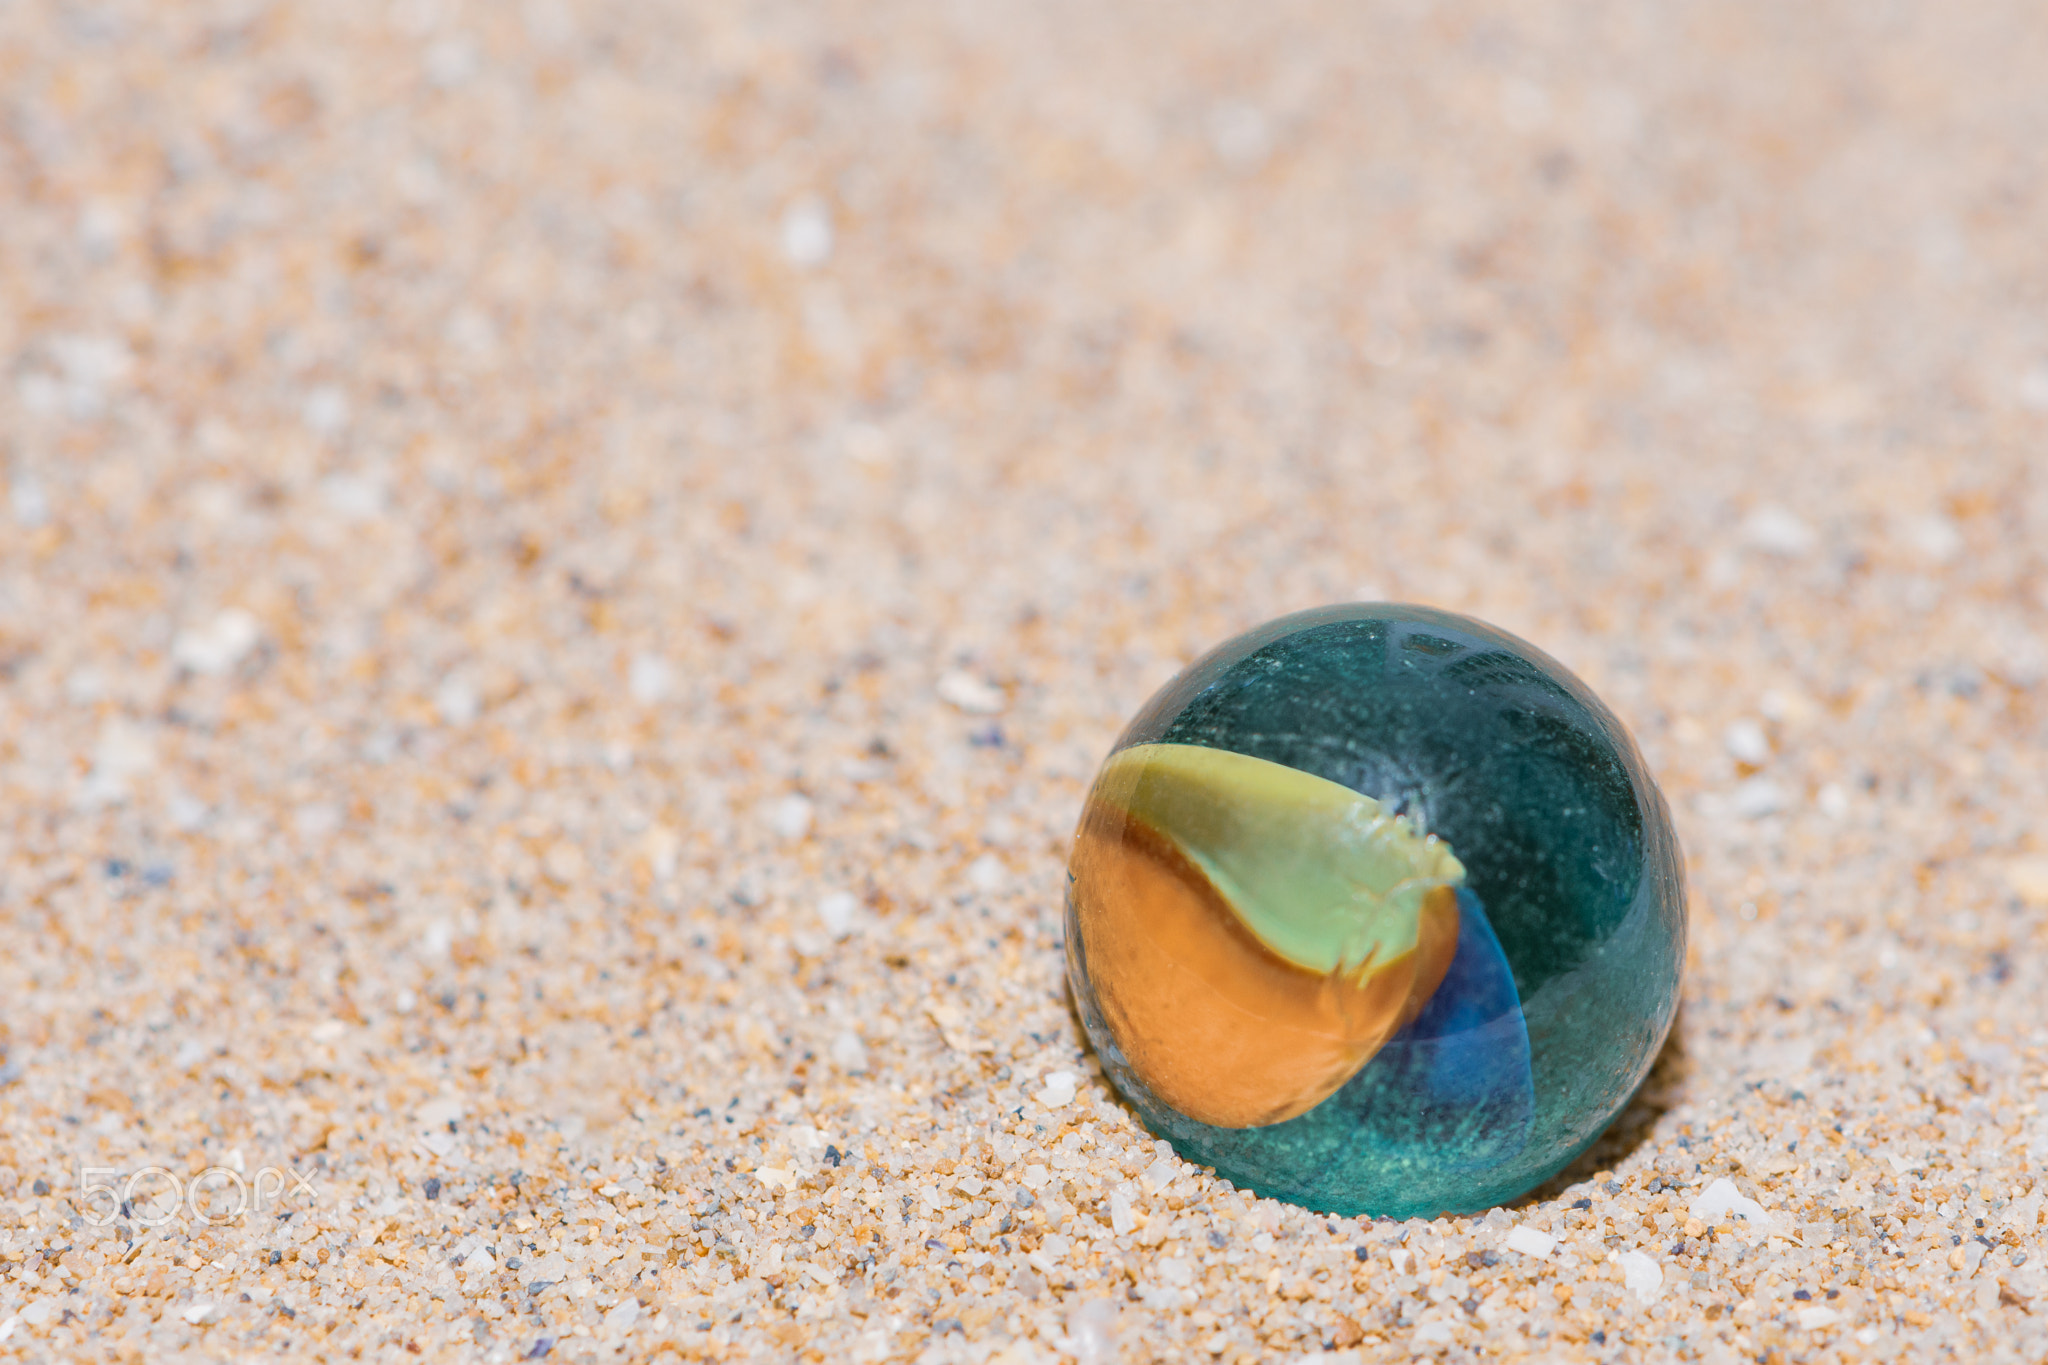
[1065,604,1685,1217]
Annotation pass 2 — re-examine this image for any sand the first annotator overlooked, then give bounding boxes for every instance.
[3,0,2048,1360]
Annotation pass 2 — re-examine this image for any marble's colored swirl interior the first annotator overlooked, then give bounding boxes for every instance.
[1070,743,1473,1128]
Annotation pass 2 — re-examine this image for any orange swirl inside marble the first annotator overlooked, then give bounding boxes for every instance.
[1072,804,1460,1128]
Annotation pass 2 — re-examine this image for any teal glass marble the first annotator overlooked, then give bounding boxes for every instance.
[1065,604,1685,1218]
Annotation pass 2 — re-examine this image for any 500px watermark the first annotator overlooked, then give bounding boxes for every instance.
[77,1165,318,1227]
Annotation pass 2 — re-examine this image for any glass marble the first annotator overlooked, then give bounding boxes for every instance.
[1065,604,1685,1218]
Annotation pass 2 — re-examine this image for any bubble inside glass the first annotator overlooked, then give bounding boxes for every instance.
[1065,604,1685,1217]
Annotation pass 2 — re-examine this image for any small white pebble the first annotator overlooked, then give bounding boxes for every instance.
[770,794,814,841]
[1758,688,1818,725]
[2005,857,2048,907]
[1019,1163,1052,1191]
[1504,1225,1556,1259]
[434,675,480,726]
[1140,1154,1179,1194]
[1728,776,1786,819]
[601,1298,639,1340]
[781,197,834,267]
[182,1302,220,1326]
[937,669,1006,714]
[301,385,350,438]
[320,472,387,521]
[295,803,342,839]
[166,790,211,832]
[1109,1189,1137,1234]
[173,609,261,676]
[967,854,1006,892]
[79,720,155,807]
[1039,1070,1078,1108]
[1897,512,1962,564]
[1990,629,2048,687]
[628,653,672,705]
[48,334,132,402]
[1742,505,1816,556]
[829,1030,868,1073]
[418,1097,462,1128]
[1797,1306,1842,1330]
[1065,1298,1120,1365]
[1620,1249,1663,1301]
[92,718,157,781]
[643,825,680,881]
[1689,1176,1773,1229]
[1723,718,1770,765]
[818,891,860,938]
[1816,783,1849,820]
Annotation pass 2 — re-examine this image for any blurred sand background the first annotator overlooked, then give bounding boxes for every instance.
[3,0,2048,1360]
